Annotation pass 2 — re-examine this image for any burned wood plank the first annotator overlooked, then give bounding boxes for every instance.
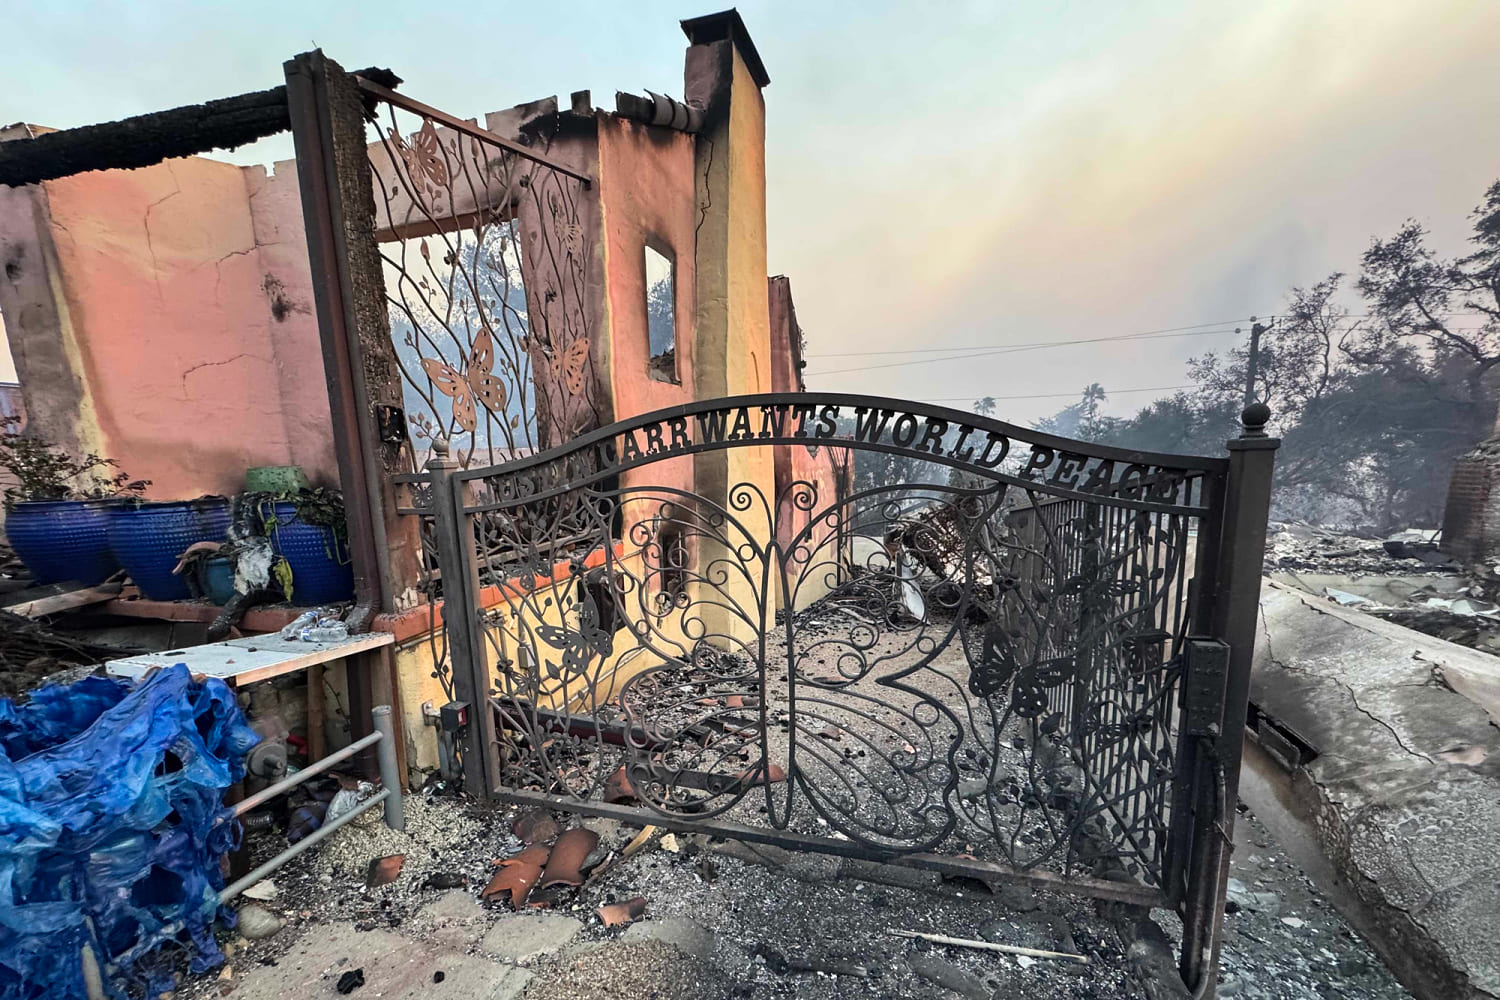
[1,580,122,618]
[0,65,400,188]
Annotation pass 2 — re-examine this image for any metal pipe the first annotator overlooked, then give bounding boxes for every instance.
[233,731,381,817]
[354,76,593,186]
[219,788,391,904]
[371,705,405,831]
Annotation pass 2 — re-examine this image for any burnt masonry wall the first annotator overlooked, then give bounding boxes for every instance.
[1442,440,1500,563]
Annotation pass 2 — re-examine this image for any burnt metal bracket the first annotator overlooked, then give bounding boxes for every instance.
[376,404,408,445]
[1183,639,1230,737]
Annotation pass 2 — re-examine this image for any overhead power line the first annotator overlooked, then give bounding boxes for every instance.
[805,317,1263,358]
[804,327,1244,377]
[923,383,1201,404]
[803,310,1497,377]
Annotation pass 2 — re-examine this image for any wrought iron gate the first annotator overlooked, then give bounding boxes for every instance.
[287,62,1274,994]
[409,391,1276,989]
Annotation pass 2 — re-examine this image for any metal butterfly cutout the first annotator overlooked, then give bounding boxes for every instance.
[421,326,506,433]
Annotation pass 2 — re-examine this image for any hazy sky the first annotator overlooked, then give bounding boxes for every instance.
[3,1,1498,421]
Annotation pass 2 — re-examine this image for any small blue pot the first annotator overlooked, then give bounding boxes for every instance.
[4,499,119,586]
[264,500,354,605]
[201,555,236,606]
[108,499,230,601]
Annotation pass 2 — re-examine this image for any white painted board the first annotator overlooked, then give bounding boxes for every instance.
[106,631,393,687]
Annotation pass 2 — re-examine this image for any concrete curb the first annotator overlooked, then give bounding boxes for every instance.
[1245,582,1500,1000]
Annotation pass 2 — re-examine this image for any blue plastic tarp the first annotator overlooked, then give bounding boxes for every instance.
[0,665,258,999]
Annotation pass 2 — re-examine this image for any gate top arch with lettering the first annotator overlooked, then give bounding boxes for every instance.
[454,391,1230,515]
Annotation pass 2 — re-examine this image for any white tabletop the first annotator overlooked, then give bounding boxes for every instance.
[106,631,394,687]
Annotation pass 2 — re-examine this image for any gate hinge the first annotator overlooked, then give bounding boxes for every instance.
[1182,638,1230,738]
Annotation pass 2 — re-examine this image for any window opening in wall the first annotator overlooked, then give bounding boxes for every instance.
[0,304,21,432]
[645,242,677,384]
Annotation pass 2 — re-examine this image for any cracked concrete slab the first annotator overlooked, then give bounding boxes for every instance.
[1250,582,1500,1000]
[228,922,532,1000]
[481,912,584,963]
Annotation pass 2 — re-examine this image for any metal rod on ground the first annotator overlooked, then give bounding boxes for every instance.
[371,705,405,831]
[219,788,391,904]
[233,731,382,817]
[889,929,1090,964]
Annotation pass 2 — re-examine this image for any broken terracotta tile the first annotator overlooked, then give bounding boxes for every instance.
[495,844,551,869]
[597,896,647,927]
[741,762,787,784]
[480,859,543,908]
[365,854,405,887]
[603,766,637,804]
[512,809,561,845]
[539,827,600,887]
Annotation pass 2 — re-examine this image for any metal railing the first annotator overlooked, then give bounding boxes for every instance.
[217,704,404,904]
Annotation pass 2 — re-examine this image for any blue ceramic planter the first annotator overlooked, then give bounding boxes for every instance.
[4,499,119,586]
[264,500,354,605]
[108,499,230,601]
[201,556,236,606]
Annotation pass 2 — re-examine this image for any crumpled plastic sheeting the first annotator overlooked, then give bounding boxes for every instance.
[0,665,259,999]
[0,676,128,760]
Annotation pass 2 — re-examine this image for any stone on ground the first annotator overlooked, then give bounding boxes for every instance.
[481,912,584,963]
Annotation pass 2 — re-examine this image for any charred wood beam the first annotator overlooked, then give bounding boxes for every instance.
[0,66,400,188]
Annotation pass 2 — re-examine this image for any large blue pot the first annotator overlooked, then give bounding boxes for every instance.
[264,500,353,606]
[4,499,119,586]
[108,499,230,601]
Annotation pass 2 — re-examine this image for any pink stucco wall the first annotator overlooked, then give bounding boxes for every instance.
[244,160,337,482]
[596,116,699,498]
[9,155,334,499]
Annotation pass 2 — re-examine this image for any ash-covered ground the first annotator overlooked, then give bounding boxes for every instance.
[183,792,1410,1000]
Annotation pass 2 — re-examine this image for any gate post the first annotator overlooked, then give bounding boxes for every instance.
[425,441,500,797]
[284,51,423,621]
[1180,403,1278,997]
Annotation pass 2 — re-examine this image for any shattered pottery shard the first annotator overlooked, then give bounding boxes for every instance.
[597,896,647,927]
[540,827,600,887]
[512,808,562,845]
[366,854,405,887]
[603,765,637,804]
[741,762,787,784]
[498,844,551,869]
[482,859,545,908]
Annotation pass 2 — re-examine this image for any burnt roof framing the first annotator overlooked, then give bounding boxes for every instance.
[0,67,400,188]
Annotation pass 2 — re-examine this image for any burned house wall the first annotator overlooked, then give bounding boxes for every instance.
[243,159,338,483]
[0,151,337,499]
[768,275,848,605]
[594,114,699,502]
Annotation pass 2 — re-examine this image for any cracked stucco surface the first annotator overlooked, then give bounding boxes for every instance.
[0,151,335,497]
[1254,582,1500,999]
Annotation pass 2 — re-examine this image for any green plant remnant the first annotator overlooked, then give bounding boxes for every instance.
[271,556,295,604]
[0,417,149,507]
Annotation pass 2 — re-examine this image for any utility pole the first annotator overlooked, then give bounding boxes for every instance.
[1241,316,1271,408]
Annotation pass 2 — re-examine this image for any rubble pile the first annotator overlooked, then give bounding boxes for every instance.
[1265,523,1500,656]
[1265,523,1452,576]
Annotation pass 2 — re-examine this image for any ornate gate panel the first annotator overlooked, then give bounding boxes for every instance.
[414,392,1276,992]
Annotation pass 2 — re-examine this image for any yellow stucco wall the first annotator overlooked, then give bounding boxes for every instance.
[691,46,777,644]
[385,546,693,773]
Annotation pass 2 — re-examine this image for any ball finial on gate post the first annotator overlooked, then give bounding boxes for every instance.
[432,436,450,458]
[1239,402,1271,439]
